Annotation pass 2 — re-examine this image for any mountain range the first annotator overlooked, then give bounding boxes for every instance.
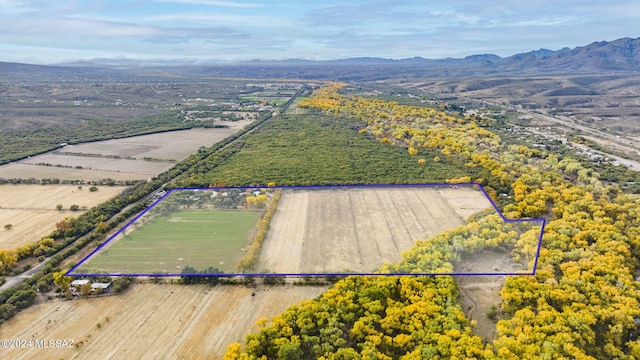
[2,36,639,82]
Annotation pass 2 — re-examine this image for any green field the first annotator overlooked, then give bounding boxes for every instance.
[77,209,261,274]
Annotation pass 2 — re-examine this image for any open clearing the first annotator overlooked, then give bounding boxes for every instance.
[0,163,148,182]
[258,186,492,274]
[21,154,170,175]
[0,283,327,360]
[457,275,505,343]
[78,210,261,274]
[0,127,245,181]
[0,185,125,249]
[54,127,242,160]
[454,251,523,342]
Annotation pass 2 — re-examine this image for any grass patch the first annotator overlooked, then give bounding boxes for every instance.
[78,209,261,274]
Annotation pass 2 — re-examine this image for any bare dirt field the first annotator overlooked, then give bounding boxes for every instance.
[213,119,254,130]
[0,164,144,182]
[0,128,244,181]
[20,155,169,175]
[257,186,492,274]
[456,275,505,343]
[0,283,327,360]
[0,185,125,249]
[58,128,241,160]
[455,249,535,343]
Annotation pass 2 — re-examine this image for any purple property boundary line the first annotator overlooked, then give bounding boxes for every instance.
[67,183,546,277]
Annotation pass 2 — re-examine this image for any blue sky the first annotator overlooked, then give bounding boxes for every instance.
[0,0,637,64]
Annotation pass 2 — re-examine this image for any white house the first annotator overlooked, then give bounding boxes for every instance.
[91,283,112,293]
[70,279,91,295]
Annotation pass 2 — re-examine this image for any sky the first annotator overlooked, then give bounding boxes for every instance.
[0,0,638,64]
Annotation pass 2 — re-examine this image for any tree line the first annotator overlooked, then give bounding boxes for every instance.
[0,109,276,324]
[222,84,640,358]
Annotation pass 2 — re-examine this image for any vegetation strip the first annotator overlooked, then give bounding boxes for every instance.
[0,86,299,324]
[237,188,282,272]
[222,84,640,359]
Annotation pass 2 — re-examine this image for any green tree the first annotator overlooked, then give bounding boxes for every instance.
[202,267,223,285]
[36,274,54,293]
[0,304,16,321]
[112,277,132,293]
[180,265,198,284]
[278,342,304,360]
[7,289,37,309]
[96,221,109,234]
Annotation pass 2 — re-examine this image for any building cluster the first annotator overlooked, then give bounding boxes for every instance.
[70,279,111,296]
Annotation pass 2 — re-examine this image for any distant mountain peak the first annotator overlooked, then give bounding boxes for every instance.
[463,53,502,62]
[3,36,640,82]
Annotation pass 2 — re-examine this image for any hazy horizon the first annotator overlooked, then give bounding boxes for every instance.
[0,1,638,64]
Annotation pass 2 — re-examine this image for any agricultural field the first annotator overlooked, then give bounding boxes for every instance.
[77,209,261,274]
[238,88,297,107]
[0,184,125,249]
[73,188,273,275]
[0,164,145,183]
[0,283,328,360]
[257,186,493,274]
[184,110,259,125]
[0,77,299,165]
[2,55,640,358]
[73,185,508,276]
[0,128,242,182]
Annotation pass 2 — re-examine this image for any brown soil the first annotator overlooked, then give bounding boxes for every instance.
[0,283,327,359]
[0,185,125,249]
[257,187,492,274]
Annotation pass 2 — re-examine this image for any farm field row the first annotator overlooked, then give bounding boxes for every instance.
[257,186,493,274]
[22,154,169,175]
[0,127,246,182]
[72,186,493,276]
[0,185,126,249]
[0,164,145,182]
[0,283,328,359]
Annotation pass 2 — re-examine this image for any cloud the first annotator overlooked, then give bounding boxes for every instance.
[0,0,37,13]
[154,0,262,8]
[0,13,249,40]
[145,13,290,27]
[299,2,420,27]
[0,16,156,37]
[0,0,638,63]
[142,26,249,44]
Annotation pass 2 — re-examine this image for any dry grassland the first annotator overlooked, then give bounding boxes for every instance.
[21,155,169,175]
[0,164,145,182]
[0,283,327,360]
[0,185,125,249]
[0,128,243,181]
[59,128,239,160]
[213,119,254,130]
[257,187,492,274]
